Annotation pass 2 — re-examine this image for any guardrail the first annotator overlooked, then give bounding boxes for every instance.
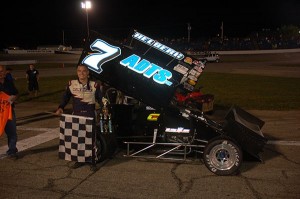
[0,60,37,65]
[5,50,55,54]
[188,48,300,55]
[217,48,300,55]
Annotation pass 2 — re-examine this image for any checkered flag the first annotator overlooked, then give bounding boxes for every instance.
[59,114,95,163]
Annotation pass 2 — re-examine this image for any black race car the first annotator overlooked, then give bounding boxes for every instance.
[78,30,267,176]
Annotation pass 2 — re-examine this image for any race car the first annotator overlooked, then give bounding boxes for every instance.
[76,29,268,176]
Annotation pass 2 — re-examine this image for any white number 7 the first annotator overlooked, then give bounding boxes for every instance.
[82,39,121,73]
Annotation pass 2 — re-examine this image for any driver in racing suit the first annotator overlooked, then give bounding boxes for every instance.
[55,64,102,171]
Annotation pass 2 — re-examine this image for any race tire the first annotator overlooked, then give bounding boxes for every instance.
[204,110,214,115]
[96,133,108,163]
[203,136,242,176]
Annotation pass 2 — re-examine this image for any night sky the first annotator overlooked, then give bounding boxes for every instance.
[1,0,299,49]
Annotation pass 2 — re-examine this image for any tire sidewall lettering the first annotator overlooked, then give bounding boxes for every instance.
[204,139,241,175]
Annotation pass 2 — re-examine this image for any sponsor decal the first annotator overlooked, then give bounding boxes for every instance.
[82,39,121,73]
[120,54,173,86]
[183,82,195,91]
[165,127,190,133]
[184,57,193,65]
[173,64,189,75]
[132,31,184,60]
[147,113,160,121]
[188,79,196,86]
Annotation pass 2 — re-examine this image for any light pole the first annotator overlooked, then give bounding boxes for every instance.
[187,23,191,44]
[220,21,224,43]
[81,1,92,38]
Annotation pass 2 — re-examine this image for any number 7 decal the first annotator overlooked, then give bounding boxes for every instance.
[82,39,121,73]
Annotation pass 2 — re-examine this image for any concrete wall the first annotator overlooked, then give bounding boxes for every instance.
[0,60,37,65]
[216,48,300,55]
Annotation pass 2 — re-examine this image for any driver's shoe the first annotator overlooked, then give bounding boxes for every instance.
[90,164,98,172]
[71,162,85,169]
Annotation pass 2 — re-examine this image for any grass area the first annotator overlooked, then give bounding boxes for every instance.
[13,72,300,111]
[217,53,300,65]
[14,75,75,104]
[198,72,300,110]
[220,56,273,63]
[8,63,76,71]
[271,63,300,67]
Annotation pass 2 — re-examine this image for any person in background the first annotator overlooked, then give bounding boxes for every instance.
[5,67,15,82]
[55,64,102,171]
[0,65,19,159]
[26,64,39,97]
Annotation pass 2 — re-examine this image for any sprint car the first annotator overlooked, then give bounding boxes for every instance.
[79,30,267,176]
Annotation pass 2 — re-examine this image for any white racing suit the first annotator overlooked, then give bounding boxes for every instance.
[58,79,102,118]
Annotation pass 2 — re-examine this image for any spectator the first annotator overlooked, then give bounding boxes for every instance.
[5,67,15,82]
[0,65,19,159]
[26,64,39,97]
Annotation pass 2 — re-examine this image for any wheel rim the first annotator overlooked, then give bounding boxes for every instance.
[95,139,102,160]
[208,141,237,170]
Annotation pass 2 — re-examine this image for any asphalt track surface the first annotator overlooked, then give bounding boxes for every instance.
[0,53,299,198]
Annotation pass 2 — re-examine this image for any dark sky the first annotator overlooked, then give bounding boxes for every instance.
[1,0,299,49]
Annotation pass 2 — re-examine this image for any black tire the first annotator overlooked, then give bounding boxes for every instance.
[203,136,242,176]
[96,133,108,162]
[204,110,214,115]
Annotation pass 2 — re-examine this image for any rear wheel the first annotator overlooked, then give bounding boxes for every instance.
[203,136,242,176]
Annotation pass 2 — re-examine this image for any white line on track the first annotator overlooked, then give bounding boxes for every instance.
[267,140,300,146]
[0,127,59,159]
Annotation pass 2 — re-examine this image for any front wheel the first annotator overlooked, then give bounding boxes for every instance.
[203,136,242,176]
[95,133,108,163]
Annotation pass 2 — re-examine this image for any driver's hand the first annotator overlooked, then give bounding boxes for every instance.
[55,108,63,116]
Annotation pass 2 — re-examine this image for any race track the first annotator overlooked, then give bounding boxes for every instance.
[1,52,300,78]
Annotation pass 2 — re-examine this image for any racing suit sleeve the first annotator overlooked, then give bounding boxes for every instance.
[58,84,72,110]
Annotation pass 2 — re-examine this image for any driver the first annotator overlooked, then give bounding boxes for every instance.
[55,64,102,171]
